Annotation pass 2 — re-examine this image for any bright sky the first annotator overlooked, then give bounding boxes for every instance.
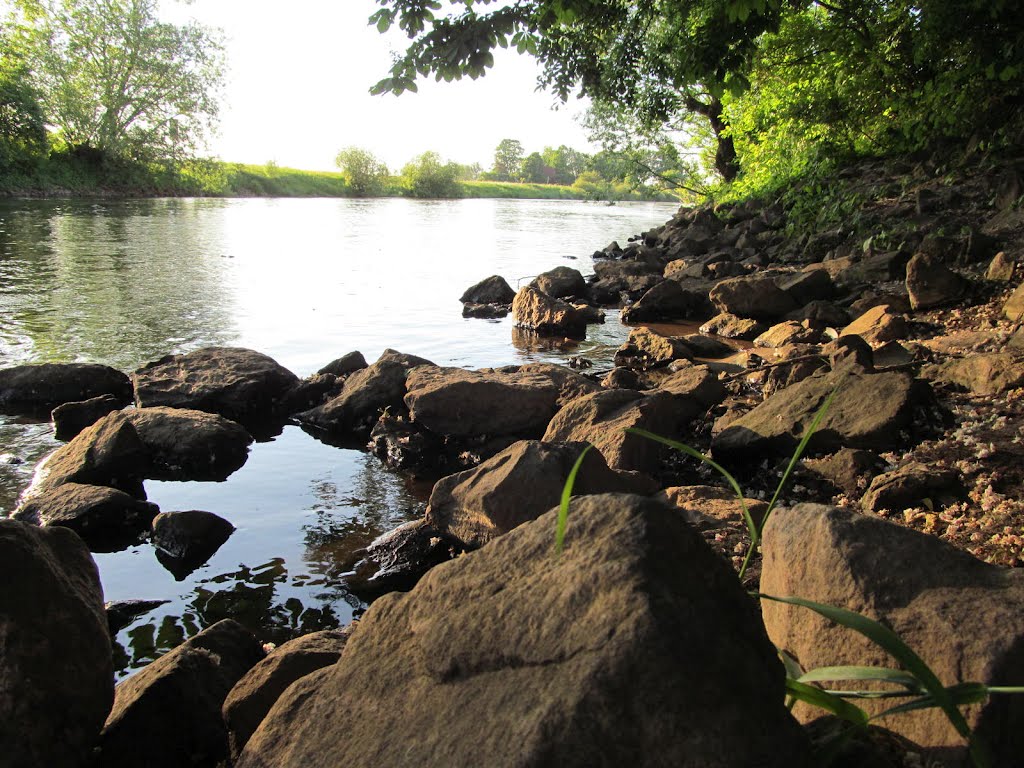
[162,0,595,173]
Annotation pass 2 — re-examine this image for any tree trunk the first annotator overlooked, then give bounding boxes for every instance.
[685,95,739,183]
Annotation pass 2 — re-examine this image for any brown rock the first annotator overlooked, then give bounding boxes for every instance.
[699,312,768,341]
[710,275,798,320]
[425,440,651,548]
[0,520,114,768]
[12,483,158,549]
[620,279,706,322]
[761,504,1024,764]
[841,305,909,346]
[531,266,586,299]
[512,285,590,337]
[126,406,252,481]
[460,275,516,305]
[656,485,769,528]
[803,448,883,495]
[152,510,235,577]
[986,251,1015,282]
[653,363,727,408]
[905,252,968,311]
[542,389,692,472]
[930,352,1024,395]
[316,351,368,377]
[97,619,265,768]
[237,495,811,768]
[0,362,132,415]
[753,321,822,348]
[51,394,124,441]
[1002,281,1024,322]
[861,462,965,513]
[224,628,353,759]
[613,326,693,369]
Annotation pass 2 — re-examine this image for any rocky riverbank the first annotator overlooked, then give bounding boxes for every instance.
[3,152,1024,766]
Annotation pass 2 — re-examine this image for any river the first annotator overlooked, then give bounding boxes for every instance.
[0,196,679,676]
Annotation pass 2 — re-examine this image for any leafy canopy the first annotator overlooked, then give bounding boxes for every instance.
[335,146,390,196]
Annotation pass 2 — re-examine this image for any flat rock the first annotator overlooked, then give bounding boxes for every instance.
[224,628,354,759]
[928,352,1024,395]
[712,369,928,460]
[542,389,693,472]
[460,275,516,305]
[1,520,114,768]
[680,333,736,358]
[97,619,264,768]
[841,305,909,346]
[126,406,252,481]
[699,312,768,340]
[511,285,589,337]
[404,367,560,438]
[0,362,131,415]
[709,275,798,320]
[51,394,124,441]
[655,485,769,528]
[761,504,1024,764]
[132,347,299,426]
[500,362,599,405]
[861,462,965,513]
[754,321,822,348]
[905,252,968,311]
[613,326,693,368]
[425,440,654,548]
[12,482,158,550]
[237,495,810,768]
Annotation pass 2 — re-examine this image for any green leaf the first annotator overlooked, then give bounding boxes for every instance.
[786,678,869,725]
[798,665,922,693]
[554,444,593,554]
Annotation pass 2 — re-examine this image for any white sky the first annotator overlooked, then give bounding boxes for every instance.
[163,0,595,172]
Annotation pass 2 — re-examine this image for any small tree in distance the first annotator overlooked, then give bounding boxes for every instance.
[400,151,461,198]
[334,146,389,196]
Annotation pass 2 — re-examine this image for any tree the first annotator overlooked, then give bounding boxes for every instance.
[335,146,389,196]
[491,138,523,181]
[0,27,46,170]
[518,151,547,183]
[14,0,224,162]
[400,151,462,198]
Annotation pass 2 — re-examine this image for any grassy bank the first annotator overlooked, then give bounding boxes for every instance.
[0,154,673,201]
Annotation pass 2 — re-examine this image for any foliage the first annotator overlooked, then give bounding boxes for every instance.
[334,146,390,196]
[10,0,224,163]
[399,150,463,198]
[0,28,46,171]
[491,138,524,181]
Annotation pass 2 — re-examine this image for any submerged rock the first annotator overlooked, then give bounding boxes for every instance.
[237,495,811,768]
[1,520,114,768]
[346,518,466,596]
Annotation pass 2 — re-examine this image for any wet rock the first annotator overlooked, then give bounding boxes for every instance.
[298,351,434,436]
[462,302,509,318]
[712,369,929,460]
[861,462,964,513]
[425,440,653,549]
[460,275,516,305]
[779,270,834,305]
[28,411,148,498]
[761,504,1024,764]
[542,389,693,472]
[51,394,124,441]
[655,485,769,529]
[613,327,693,369]
[620,279,705,322]
[126,406,252,482]
[106,599,170,635]
[132,347,299,426]
[404,367,560,438]
[803,448,883,496]
[97,619,265,768]
[0,362,132,415]
[237,495,811,768]
[986,251,1015,282]
[531,266,586,299]
[512,285,589,337]
[753,321,822,348]
[223,628,354,759]
[152,510,235,579]
[12,483,158,549]
[347,518,467,596]
[1002,281,1024,322]
[841,305,909,346]
[316,350,368,377]
[1,520,113,768]
[709,275,798,320]
[929,352,1024,395]
[905,252,968,311]
[700,312,768,341]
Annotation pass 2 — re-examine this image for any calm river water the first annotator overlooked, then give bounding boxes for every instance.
[0,196,678,676]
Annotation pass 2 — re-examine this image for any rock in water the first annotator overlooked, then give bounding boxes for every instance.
[237,494,810,768]
[51,394,125,441]
[125,406,253,481]
[0,520,114,768]
[459,275,516,305]
[511,285,589,337]
[0,362,132,415]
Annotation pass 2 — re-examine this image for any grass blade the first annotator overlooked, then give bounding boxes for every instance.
[876,683,990,719]
[786,678,869,725]
[554,443,593,555]
[798,665,922,693]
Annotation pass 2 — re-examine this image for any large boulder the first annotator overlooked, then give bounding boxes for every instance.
[712,369,929,460]
[905,253,969,311]
[298,350,434,435]
[0,362,132,415]
[132,347,299,426]
[237,495,811,768]
[542,389,692,472]
[0,520,114,768]
[710,275,798,320]
[761,504,1024,765]
[531,266,587,299]
[12,482,158,549]
[460,275,516,305]
[425,440,653,548]
[502,362,600,405]
[27,411,148,498]
[223,628,354,759]
[511,285,590,337]
[653,363,728,409]
[404,367,560,438]
[125,406,253,481]
[96,619,265,768]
